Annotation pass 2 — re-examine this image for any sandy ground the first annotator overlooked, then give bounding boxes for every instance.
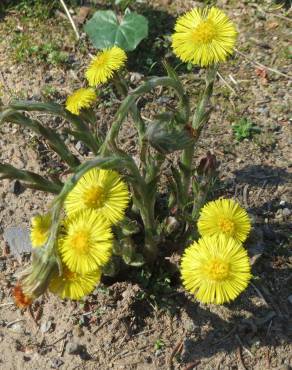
[0,0,291,369]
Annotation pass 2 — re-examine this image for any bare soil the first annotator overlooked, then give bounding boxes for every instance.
[0,1,291,369]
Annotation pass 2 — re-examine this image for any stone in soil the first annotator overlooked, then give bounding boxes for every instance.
[10,180,25,196]
[66,341,90,360]
[3,226,32,262]
[51,358,64,369]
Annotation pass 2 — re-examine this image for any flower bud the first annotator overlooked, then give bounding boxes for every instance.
[13,248,58,308]
[146,121,193,154]
[197,151,217,176]
[165,216,180,234]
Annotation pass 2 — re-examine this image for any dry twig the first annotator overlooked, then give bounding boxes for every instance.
[251,282,269,307]
[92,318,112,334]
[237,346,247,370]
[47,330,71,346]
[217,71,236,94]
[235,48,292,80]
[0,302,14,308]
[59,0,80,40]
[235,334,254,358]
[6,318,26,328]
[183,361,200,370]
[168,339,184,368]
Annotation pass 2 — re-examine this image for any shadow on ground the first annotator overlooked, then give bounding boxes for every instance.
[234,164,291,188]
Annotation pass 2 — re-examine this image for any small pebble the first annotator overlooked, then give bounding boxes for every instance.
[10,180,25,196]
[40,320,52,333]
[282,208,291,217]
[44,74,53,83]
[181,338,195,363]
[0,261,6,272]
[75,141,88,155]
[58,77,65,84]
[51,358,64,369]
[66,341,81,355]
[9,323,24,334]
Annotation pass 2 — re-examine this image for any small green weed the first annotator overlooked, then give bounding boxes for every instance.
[11,34,69,65]
[41,85,58,99]
[134,267,177,313]
[232,118,260,141]
[8,0,58,19]
[154,338,165,351]
[281,46,292,60]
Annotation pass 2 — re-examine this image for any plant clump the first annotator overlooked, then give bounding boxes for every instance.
[0,5,254,308]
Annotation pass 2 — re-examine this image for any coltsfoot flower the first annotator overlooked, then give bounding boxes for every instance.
[198,198,251,243]
[172,7,237,67]
[30,213,52,248]
[85,46,127,86]
[65,87,97,115]
[59,209,113,274]
[181,235,251,304]
[65,168,130,224]
[49,266,101,300]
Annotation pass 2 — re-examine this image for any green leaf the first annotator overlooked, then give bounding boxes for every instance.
[84,10,148,51]
[145,121,193,154]
[0,163,62,194]
[112,0,136,11]
[8,100,100,154]
[121,243,145,267]
[4,112,80,169]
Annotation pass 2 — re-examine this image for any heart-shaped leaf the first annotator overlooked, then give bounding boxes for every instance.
[84,10,148,51]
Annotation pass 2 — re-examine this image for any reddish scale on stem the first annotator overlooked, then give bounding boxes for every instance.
[13,283,33,308]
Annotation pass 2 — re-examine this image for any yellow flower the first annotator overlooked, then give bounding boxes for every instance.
[65,87,97,115]
[49,266,101,300]
[85,46,127,86]
[181,235,251,304]
[65,168,130,224]
[198,198,251,243]
[59,209,113,274]
[30,214,52,248]
[172,7,237,67]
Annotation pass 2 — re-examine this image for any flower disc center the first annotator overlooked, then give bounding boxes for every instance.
[83,185,105,209]
[205,259,230,281]
[218,218,235,234]
[192,20,216,43]
[95,53,108,67]
[71,231,90,254]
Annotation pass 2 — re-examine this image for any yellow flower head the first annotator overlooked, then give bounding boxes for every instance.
[65,87,97,115]
[85,46,127,86]
[172,7,237,67]
[30,214,52,248]
[181,235,251,304]
[65,168,130,224]
[198,198,251,243]
[59,209,113,274]
[49,266,101,300]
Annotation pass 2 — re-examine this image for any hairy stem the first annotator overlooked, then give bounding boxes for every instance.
[180,65,218,205]
[101,76,189,155]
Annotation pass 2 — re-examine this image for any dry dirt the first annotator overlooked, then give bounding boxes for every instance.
[0,0,291,369]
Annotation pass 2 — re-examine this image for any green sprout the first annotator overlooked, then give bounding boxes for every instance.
[232,118,260,142]
[154,339,165,351]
